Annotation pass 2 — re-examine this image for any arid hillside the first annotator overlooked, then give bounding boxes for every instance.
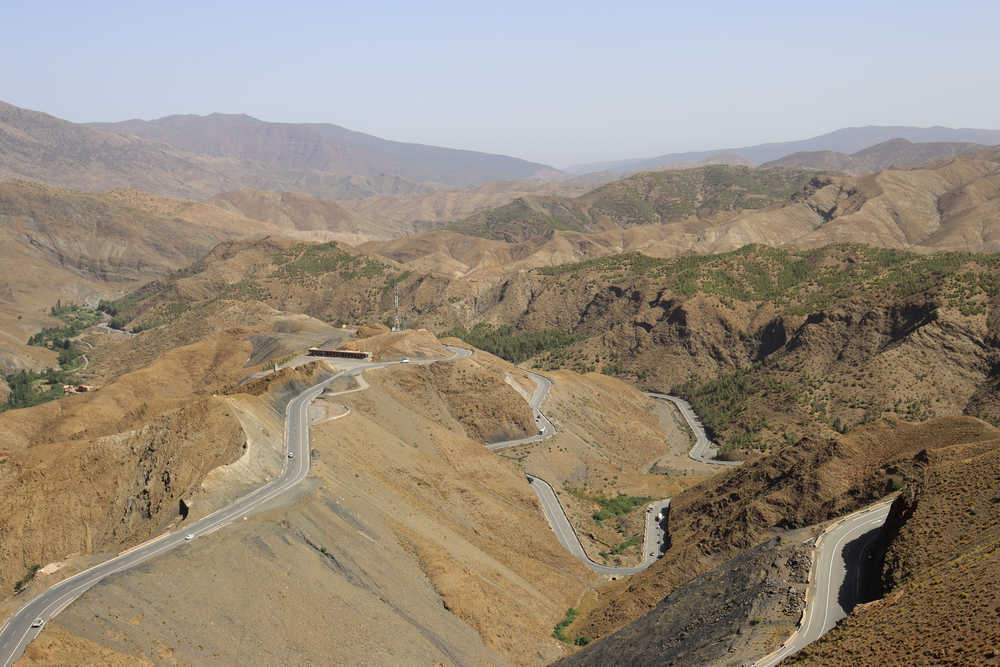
[1,100,560,201]
[339,177,595,231]
[5,232,1000,665]
[786,433,1000,665]
[7,328,707,666]
[569,124,1000,176]
[0,329,260,595]
[464,246,1000,457]
[0,179,284,371]
[207,189,375,238]
[89,238,1000,462]
[447,165,824,242]
[545,417,999,661]
[367,148,1000,276]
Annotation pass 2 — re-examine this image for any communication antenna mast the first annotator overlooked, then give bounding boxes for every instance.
[393,284,400,331]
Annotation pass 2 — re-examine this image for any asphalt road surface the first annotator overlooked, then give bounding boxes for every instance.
[0,345,470,667]
[755,499,894,666]
[487,371,555,450]
[489,369,671,575]
[1,343,890,664]
[526,475,669,575]
[645,392,742,465]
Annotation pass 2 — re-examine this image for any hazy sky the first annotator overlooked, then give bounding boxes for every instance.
[4,1,998,166]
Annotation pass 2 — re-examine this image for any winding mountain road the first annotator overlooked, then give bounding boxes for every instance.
[502,378,893,661]
[495,373,688,576]
[755,499,894,666]
[0,345,471,667]
[644,392,742,465]
[1,343,892,665]
[487,371,555,450]
[527,474,670,576]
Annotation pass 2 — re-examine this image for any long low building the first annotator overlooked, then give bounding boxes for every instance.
[307,348,372,360]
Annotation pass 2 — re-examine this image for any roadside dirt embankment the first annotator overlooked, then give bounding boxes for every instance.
[377,352,536,443]
[0,329,333,610]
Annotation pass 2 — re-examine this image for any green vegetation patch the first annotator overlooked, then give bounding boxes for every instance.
[221,279,267,301]
[538,251,670,277]
[671,367,794,451]
[2,369,70,412]
[13,564,40,593]
[600,534,643,561]
[568,488,653,522]
[443,323,583,364]
[552,607,579,643]
[271,242,387,281]
[27,302,101,350]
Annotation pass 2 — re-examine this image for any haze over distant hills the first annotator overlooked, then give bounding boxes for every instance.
[0,100,559,200]
[761,138,986,174]
[569,125,1000,175]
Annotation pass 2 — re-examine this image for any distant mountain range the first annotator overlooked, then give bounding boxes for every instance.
[760,138,985,174]
[568,126,1000,175]
[0,100,559,200]
[88,113,561,188]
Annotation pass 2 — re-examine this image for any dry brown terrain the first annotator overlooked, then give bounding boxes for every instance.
[0,330,255,594]
[366,148,1000,277]
[341,178,594,230]
[88,111,560,189]
[0,179,288,371]
[499,370,713,565]
[7,336,710,666]
[1,100,559,201]
[787,432,1000,665]
[566,416,999,645]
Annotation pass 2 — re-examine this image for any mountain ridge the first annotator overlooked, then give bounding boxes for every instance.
[0,100,561,201]
[760,138,986,174]
[87,111,561,188]
[568,125,1000,175]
